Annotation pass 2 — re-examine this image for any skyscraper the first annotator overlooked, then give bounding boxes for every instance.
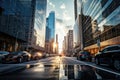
[0,0,36,51]
[67,30,73,55]
[45,11,55,54]
[33,0,47,49]
[0,0,47,51]
[20,0,36,50]
[55,34,58,54]
[74,0,77,20]
[48,11,55,40]
[45,18,50,42]
[74,0,120,54]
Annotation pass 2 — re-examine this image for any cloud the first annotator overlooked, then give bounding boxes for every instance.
[56,13,60,17]
[63,10,72,21]
[48,1,55,8]
[60,3,66,9]
[56,19,72,35]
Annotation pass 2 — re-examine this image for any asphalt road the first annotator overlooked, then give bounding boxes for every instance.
[0,56,120,80]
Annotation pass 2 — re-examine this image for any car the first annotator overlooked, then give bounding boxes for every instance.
[31,52,42,60]
[95,45,120,70]
[0,51,10,63]
[2,51,31,63]
[77,51,92,61]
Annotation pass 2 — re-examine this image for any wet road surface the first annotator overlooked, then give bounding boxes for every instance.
[0,56,120,80]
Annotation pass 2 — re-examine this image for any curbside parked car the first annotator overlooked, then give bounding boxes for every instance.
[77,51,92,62]
[31,52,42,60]
[0,51,10,63]
[95,45,120,70]
[2,51,31,63]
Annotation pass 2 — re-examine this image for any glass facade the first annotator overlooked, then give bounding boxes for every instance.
[45,18,50,42]
[75,0,120,54]
[73,17,80,47]
[34,0,47,47]
[0,0,36,51]
[0,0,27,41]
[48,11,55,41]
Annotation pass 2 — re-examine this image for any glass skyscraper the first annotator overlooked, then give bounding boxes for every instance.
[74,0,120,54]
[0,0,36,51]
[34,0,47,47]
[47,11,55,41]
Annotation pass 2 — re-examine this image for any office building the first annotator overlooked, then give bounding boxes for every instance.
[20,0,36,51]
[74,0,120,54]
[33,0,47,50]
[0,0,47,52]
[67,30,73,55]
[55,34,58,54]
[45,11,55,54]
[0,0,34,51]
[63,36,67,55]
[73,15,82,53]
[48,11,55,40]
[45,18,50,42]
[74,0,77,20]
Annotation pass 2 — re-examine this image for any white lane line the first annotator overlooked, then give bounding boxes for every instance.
[66,57,120,76]
[59,57,68,80]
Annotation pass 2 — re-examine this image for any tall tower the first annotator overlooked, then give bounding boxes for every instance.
[56,34,58,54]
[74,0,77,20]
[45,11,55,54]
[67,30,73,55]
[48,11,55,41]
[56,34,58,43]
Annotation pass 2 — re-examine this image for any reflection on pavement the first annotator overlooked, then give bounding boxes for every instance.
[0,64,120,80]
[62,65,120,80]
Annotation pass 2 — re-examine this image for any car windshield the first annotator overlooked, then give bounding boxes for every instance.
[0,51,8,54]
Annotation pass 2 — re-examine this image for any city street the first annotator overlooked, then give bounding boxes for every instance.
[0,0,120,80]
[0,56,120,80]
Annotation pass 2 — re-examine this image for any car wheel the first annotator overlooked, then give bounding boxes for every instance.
[95,58,100,65]
[18,58,22,63]
[114,60,120,70]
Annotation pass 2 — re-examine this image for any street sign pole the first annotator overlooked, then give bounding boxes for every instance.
[97,39,101,51]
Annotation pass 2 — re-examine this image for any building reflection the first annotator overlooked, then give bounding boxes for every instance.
[62,64,120,80]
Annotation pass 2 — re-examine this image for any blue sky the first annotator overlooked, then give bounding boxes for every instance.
[47,0,75,52]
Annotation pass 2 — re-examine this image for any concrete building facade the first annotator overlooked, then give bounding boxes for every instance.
[67,30,73,56]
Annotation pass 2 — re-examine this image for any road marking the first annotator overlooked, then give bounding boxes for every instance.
[66,57,120,76]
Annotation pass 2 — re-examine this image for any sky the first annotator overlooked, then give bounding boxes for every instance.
[47,0,75,53]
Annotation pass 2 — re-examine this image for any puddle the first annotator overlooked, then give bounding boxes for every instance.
[0,64,120,80]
